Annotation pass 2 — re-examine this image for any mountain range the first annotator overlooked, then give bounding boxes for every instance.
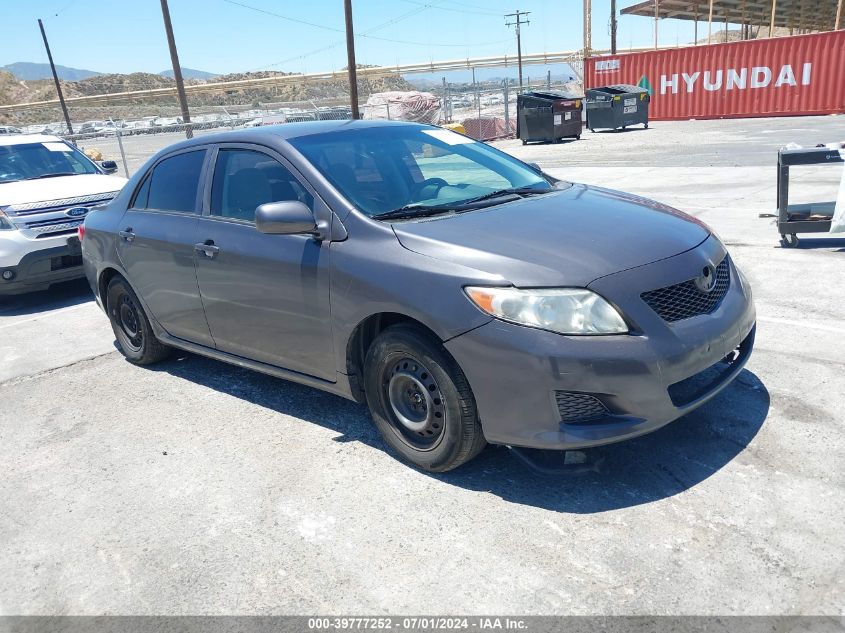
[1,62,217,81]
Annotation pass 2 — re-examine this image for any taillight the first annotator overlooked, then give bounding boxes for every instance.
[78,224,86,241]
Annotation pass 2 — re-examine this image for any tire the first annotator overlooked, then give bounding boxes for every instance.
[106,275,171,365]
[363,324,486,472]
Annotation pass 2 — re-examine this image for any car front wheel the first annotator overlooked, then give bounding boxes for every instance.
[106,275,171,365]
[363,324,486,472]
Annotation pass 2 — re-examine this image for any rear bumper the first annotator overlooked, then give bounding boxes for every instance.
[444,240,756,450]
[0,239,84,295]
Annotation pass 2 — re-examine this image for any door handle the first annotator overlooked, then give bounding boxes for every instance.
[194,240,220,258]
[118,228,135,242]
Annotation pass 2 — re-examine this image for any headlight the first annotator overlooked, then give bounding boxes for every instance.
[464,286,628,335]
[0,209,14,231]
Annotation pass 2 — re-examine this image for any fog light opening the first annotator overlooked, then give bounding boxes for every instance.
[1,270,14,281]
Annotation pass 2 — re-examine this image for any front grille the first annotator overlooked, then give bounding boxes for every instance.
[28,218,84,237]
[555,391,609,424]
[51,255,83,271]
[641,257,730,323]
[667,327,755,407]
[5,192,118,216]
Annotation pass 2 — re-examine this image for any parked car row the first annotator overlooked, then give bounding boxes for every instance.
[13,105,358,140]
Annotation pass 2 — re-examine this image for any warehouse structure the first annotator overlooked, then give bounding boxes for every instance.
[618,0,842,47]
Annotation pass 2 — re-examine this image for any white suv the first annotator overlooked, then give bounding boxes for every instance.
[0,134,127,295]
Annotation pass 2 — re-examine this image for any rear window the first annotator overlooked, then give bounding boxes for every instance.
[144,150,205,213]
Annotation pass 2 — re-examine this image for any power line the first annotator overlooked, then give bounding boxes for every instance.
[224,0,435,37]
[223,0,345,33]
[231,0,512,71]
[51,0,79,18]
[448,0,503,12]
[398,0,501,17]
[255,32,514,72]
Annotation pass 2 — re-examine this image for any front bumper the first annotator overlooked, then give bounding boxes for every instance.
[0,236,84,296]
[444,237,756,450]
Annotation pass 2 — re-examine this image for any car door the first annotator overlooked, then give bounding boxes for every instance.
[193,144,335,381]
[116,147,215,347]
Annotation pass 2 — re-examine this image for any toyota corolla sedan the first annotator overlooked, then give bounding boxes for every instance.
[81,120,755,472]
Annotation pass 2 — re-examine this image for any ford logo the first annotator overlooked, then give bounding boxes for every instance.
[65,207,89,218]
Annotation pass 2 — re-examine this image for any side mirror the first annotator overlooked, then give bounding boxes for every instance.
[528,162,543,173]
[99,160,118,174]
[255,201,320,237]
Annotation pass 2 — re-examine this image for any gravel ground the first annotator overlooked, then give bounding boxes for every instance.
[1,115,843,616]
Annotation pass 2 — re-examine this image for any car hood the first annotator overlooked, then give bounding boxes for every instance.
[392,183,711,287]
[0,174,127,207]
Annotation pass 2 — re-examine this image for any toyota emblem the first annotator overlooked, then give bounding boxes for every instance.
[695,264,718,293]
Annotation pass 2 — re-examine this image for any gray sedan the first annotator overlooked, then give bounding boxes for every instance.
[81,120,755,471]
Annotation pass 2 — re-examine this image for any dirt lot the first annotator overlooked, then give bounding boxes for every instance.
[1,116,843,615]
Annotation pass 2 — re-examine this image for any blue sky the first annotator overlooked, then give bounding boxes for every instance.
[1,0,707,75]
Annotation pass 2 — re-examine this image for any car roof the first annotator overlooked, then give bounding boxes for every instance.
[162,119,428,154]
[0,134,63,146]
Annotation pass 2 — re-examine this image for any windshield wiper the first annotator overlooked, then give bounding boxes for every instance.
[372,186,554,221]
[458,186,553,205]
[372,203,461,221]
[23,173,77,180]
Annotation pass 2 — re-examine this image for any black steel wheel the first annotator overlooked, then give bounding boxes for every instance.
[780,233,800,248]
[116,292,143,353]
[363,324,486,472]
[384,356,446,450]
[106,276,171,365]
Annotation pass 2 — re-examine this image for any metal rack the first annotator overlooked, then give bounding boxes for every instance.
[777,146,843,247]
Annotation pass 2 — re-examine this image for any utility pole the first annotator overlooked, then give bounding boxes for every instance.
[610,0,617,54]
[707,0,715,44]
[769,0,778,36]
[344,0,360,119]
[654,0,660,49]
[582,0,592,60]
[159,0,192,138]
[505,10,530,92]
[37,19,73,135]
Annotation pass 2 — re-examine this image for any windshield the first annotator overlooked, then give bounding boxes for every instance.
[0,141,100,183]
[289,125,553,218]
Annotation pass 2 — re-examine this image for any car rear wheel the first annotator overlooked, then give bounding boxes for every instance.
[106,276,170,365]
[363,324,486,472]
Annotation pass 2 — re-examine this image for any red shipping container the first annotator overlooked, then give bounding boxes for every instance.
[585,31,845,121]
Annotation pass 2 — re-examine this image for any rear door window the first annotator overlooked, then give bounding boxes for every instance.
[144,150,206,213]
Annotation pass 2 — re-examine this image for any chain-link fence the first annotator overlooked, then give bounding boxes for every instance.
[12,77,582,177]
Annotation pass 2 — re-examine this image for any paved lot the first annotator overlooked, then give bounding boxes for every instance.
[1,116,843,615]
